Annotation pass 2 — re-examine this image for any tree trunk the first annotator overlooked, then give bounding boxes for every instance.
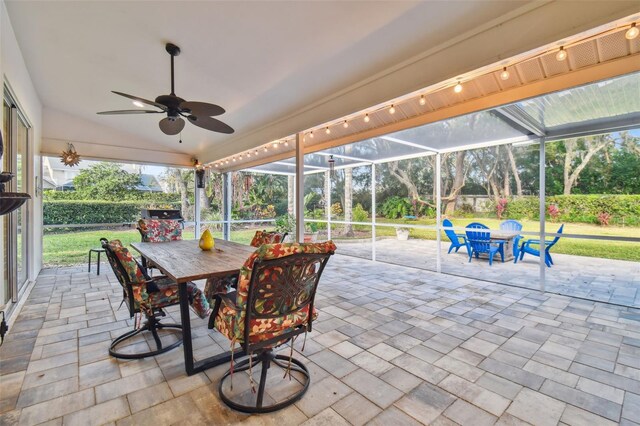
[563,136,609,195]
[344,168,354,237]
[444,151,467,215]
[506,145,522,196]
[287,175,295,215]
[388,161,419,199]
[171,168,190,218]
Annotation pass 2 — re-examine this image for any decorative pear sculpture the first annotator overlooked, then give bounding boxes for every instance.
[199,228,214,251]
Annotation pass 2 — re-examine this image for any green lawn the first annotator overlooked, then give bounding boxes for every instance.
[43,218,639,266]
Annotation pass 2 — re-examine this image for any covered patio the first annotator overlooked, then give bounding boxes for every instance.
[1,2,640,425]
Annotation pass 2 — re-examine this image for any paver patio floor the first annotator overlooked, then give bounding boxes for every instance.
[1,254,640,425]
[337,238,640,307]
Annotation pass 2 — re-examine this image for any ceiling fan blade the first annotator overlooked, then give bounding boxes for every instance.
[112,91,167,110]
[159,117,185,135]
[187,115,234,134]
[97,109,164,115]
[179,101,225,116]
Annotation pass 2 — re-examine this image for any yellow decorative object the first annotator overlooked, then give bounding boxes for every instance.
[199,229,214,251]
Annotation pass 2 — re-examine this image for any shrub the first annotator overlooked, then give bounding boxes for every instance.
[496,198,508,220]
[330,202,343,216]
[597,212,612,226]
[274,214,296,234]
[43,200,180,225]
[505,195,640,225]
[352,203,369,231]
[381,196,411,219]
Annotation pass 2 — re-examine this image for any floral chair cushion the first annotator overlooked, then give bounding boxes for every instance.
[138,219,183,242]
[213,241,336,345]
[249,230,286,247]
[105,240,210,318]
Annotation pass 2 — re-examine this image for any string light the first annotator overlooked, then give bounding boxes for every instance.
[626,23,639,40]
[389,104,396,114]
[284,140,289,147]
[232,157,236,162]
[325,127,331,135]
[263,146,268,152]
[419,95,426,106]
[454,82,463,93]
[272,142,279,148]
[246,151,251,157]
[343,120,349,128]
[309,131,314,138]
[364,114,370,123]
[500,67,510,80]
[556,46,567,61]
[225,160,229,164]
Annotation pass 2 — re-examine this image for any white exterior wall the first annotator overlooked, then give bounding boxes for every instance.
[0,1,43,314]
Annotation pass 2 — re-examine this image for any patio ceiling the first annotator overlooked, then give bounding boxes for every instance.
[245,71,640,175]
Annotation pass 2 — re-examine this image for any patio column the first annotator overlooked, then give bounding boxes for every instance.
[325,171,331,240]
[436,153,442,273]
[539,138,546,291]
[295,132,305,242]
[223,172,231,240]
[194,173,201,238]
[371,163,376,262]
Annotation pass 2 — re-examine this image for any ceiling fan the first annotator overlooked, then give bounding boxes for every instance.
[97,43,234,136]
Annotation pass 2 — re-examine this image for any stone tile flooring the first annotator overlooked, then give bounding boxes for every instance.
[1,255,640,425]
[338,238,640,307]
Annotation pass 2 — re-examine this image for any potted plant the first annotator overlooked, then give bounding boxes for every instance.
[304,222,319,242]
[275,214,296,242]
[396,226,410,240]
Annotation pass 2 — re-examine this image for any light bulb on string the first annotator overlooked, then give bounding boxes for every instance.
[284,140,289,147]
[364,114,370,123]
[309,131,314,138]
[325,127,331,135]
[343,120,349,128]
[389,105,396,114]
[626,23,639,40]
[419,95,426,106]
[263,146,268,152]
[272,142,279,148]
[454,82,463,93]
[556,46,567,61]
[500,67,510,80]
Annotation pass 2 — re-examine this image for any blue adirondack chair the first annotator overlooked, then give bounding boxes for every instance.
[500,219,523,258]
[465,222,505,266]
[516,224,564,267]
[443,219,470,254]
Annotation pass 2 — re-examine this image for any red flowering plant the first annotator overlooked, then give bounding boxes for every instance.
[496,198,508,220]
[548,204,560,222]
[597,212,611,226]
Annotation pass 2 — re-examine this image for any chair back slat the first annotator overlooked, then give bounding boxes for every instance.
[500,220,522,232]
[442,219,460,243]
[465,222,493,254]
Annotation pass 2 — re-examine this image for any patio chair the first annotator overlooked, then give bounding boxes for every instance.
[443,218,470,254]
[250,230,288,247]
[465,222,505,266]
[208,241,335,413]
[101,238,210,359]
[205,230,289,298]
[515,224,564,267]
[137,218,183,274]
[500,219,523,258]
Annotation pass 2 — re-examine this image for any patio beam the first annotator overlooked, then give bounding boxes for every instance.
[295,133,305,242]
[545,112,640,141]
[379,136,438,152]
[493,105,547,137]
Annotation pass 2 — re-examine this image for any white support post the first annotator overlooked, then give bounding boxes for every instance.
[371,163,376,262]
[326,171,332,240]
[194,176,201,238]
[539,138,546,291]
[223,172,232,241]
[436,153,442,273]
[295,133,305,242]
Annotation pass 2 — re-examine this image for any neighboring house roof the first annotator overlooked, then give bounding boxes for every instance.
[51,174,163,192]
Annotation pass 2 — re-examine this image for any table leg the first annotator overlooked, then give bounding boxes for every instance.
[178,283,195,374]
[178,283,246,376]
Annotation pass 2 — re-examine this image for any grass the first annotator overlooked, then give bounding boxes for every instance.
[43,218,639,266]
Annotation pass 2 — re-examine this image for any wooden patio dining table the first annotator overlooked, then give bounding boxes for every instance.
[130,238,255,376]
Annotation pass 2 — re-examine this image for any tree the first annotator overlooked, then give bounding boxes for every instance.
[343,168,354,236]
[563,134,611,195]
[161,168,194,220]
[73,163,141,201]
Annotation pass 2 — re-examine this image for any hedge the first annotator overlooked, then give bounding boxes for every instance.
[505,194,640,225]
[44,200,181,225]
[43,190,181,203]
